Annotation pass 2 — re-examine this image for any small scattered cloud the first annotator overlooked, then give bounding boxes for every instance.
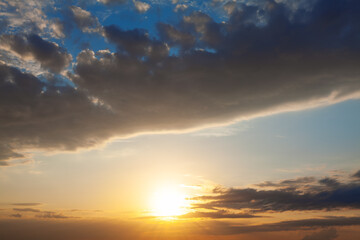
[50,19,65,39]
[133,1,151,13]
[174,4,188,12]
[69,6,102,34]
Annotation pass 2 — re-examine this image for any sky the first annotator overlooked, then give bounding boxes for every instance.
[0,0,360,239]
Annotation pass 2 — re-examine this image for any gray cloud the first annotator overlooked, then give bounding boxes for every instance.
[0,34,72,73]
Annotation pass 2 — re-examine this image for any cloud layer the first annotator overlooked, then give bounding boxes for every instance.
[1,0,360,163]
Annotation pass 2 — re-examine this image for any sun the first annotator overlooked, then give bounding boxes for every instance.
[150,186,188,217]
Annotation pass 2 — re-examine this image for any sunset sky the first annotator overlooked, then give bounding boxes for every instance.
[1,0,360,239]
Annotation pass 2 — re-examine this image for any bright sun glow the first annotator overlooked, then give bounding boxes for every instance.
[150,186,188,217]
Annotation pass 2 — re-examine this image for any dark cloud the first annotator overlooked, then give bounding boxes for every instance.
[179,209,260,219]
[0,63,115,163]
[302,228,338,240]
[0,34,72,72]
[0,19,9,33]
[1,0,360,161]
[13,208,41,213]
[11,203,42,207]
[0,145,25,163]
[11,207,72,219]
[10,214,22,218]
[319,178,340,188]
[193,175,360,213]
[158,11,222,49]
[98,0,128,5]
[352,170,360,179]
[35,211,71,219]
[104,25,168,59]
[201,216,360,235]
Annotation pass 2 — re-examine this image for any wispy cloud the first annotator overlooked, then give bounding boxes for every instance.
[11,203,42,207]
[13,208,41,213]
[192,123,250,137]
